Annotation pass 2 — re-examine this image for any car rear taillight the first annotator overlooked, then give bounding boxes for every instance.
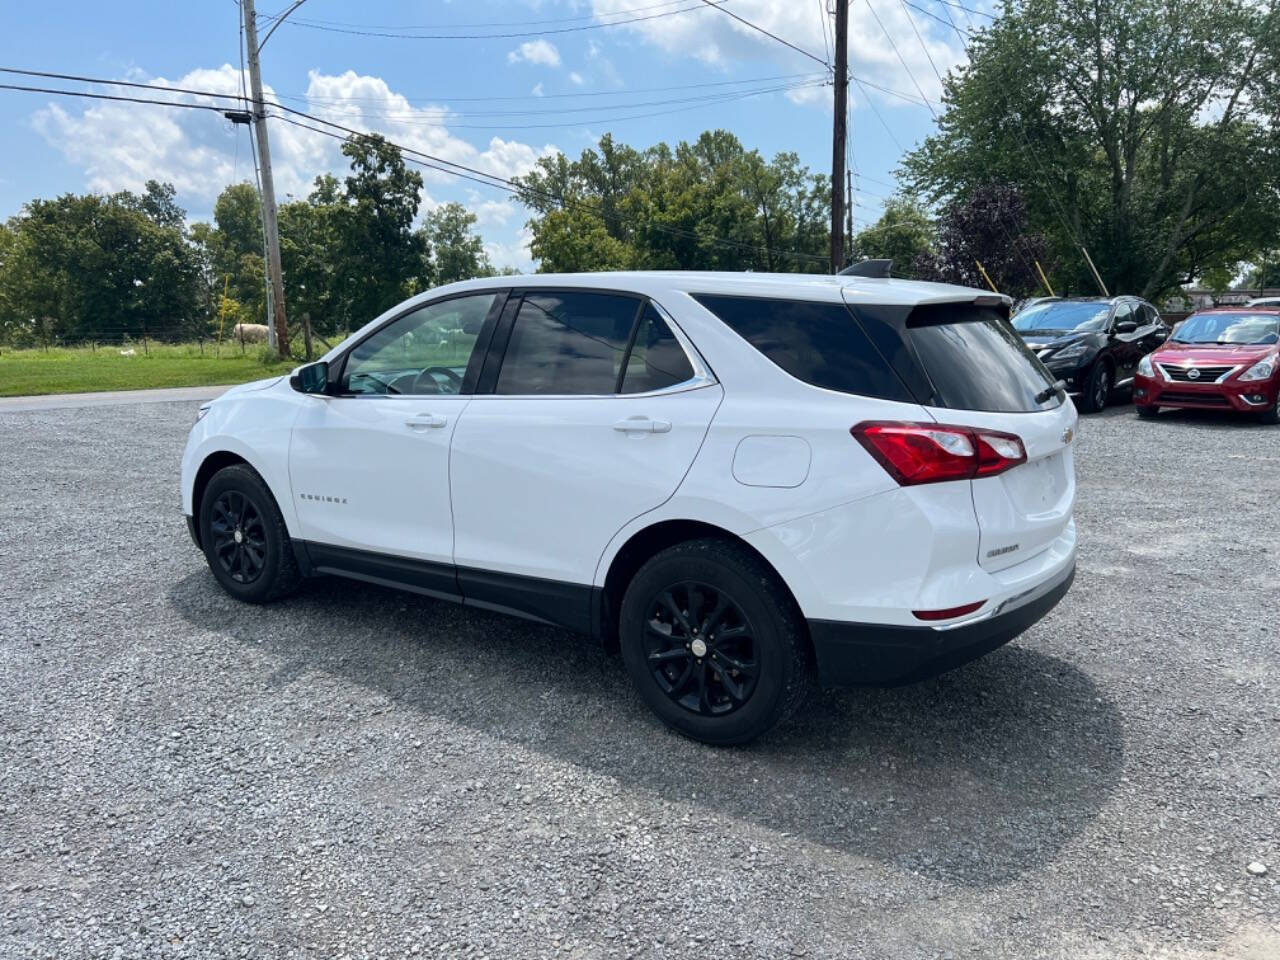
[851,421,1027,486]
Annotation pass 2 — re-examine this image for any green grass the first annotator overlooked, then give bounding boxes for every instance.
[0,341,297,397]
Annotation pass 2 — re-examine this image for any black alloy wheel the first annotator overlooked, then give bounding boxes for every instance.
[209,490,267,584]
[643,581,759,716]
[619,538,811,745]
[198,463,301,603]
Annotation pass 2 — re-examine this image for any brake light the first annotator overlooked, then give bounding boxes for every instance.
[851,421,1027,486]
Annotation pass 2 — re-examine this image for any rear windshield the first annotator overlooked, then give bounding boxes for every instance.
[690,294,912,402]
[907,304,1062,413]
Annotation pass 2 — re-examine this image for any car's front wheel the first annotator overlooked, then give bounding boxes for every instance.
[1135,404,1159,418]
[618,539,811,746]
[1078,361,1111,413]
[199,464,301,603]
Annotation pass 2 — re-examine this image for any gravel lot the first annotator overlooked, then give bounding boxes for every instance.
[1,397,1277,959]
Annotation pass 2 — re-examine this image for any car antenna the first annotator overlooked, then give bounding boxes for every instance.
[838,259,893,278]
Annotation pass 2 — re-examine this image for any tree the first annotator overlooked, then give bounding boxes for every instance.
[338,134,429,326]
[911,183,1051,297]
[0,188,201,344]
[514,131,830,274]
[852,196,936,273]
[205,182,267,327]
[420,202,493,286]
[279,174,349,339]
[902,0,1280,300]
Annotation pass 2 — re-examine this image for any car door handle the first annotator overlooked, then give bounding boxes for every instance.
[405,413,448,430]
[613,417,671,434]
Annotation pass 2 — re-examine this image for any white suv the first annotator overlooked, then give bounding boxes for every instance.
[182,272,1077,744]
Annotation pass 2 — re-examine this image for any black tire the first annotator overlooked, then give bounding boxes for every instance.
[1258,404,1280,425]
[1077,361,1111,413]
[618,538,812,746]
[1135,404,1160,418]
[198,464,301,604]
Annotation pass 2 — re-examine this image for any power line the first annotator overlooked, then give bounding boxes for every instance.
[899,0,946,88]
[0,65,247,106]
[816,0,833,69]
[288,72,828,104]
[695,0,830,68]
[935,0,995,21]
[902,0,975,36]
[0,81,240,115]
[296,80,829,131]
[864,0,938,117]
[0,65,825,131]
[278,79,828,122]
[256,0,707,31]
[849,75,905,151]
[258,0,726,41]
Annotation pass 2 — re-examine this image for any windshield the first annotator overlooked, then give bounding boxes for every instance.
[1171,312,1280,345]
[1012,301,1111,333]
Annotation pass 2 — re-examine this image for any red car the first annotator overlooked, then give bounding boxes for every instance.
[1133,306,1280,423]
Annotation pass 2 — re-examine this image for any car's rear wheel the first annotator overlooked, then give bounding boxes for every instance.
[619,539,811,746]
[1078,361,1111,413]
[199,464,301,603]
[1135,404,1160,418]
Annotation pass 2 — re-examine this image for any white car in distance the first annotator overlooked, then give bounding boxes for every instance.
[182,272,1078,745]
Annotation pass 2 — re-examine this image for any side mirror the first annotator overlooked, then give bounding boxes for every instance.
[290,360,330,394]
[1116,320,1138,334]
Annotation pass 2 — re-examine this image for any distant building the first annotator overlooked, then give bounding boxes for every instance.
[1162,287,1280,312]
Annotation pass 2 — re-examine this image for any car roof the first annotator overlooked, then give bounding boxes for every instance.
[435,270,1008,308]
[1193,304,1280,313]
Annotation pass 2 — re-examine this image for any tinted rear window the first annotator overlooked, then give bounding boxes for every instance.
[908,304,1061,412]
[691,294,912,402]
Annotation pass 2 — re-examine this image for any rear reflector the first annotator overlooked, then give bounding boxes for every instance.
[912,600,986,622]
[851,421,1027,486]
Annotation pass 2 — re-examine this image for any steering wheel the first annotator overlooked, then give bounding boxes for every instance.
[411,365,464,394]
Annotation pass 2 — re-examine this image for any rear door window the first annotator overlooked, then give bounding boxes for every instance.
[495,291,639,396]
[906,304,1061,413]
[620,304,696,394]
[691,294,912,402]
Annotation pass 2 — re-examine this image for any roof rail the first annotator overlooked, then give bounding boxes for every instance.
[838,259,893,279]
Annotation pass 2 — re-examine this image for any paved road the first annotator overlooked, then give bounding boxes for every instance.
[0,400,1277,959]
[0,384,233,412]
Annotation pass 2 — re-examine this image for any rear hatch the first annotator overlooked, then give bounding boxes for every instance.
[844,291,1077,573]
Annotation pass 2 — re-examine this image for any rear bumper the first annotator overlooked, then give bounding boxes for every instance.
[1134,372,1278,412]
[807,561,1075,687]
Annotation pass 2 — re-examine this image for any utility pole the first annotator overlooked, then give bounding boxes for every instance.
[241,0,289,356]
[829,0,849,274]
[846,168,854,264]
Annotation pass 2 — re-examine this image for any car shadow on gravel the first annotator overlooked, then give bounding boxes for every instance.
[169,570,1124,889]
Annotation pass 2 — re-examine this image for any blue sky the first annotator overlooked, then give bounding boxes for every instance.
[0,1,984,270]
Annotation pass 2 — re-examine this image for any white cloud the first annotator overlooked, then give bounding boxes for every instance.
[507,39,562,67]
[484,226,536,273]
[531,82,545,97]
[587,0,965,108]
[569,71,585,86]
[30,64,328,205]
[29,65,559,248]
